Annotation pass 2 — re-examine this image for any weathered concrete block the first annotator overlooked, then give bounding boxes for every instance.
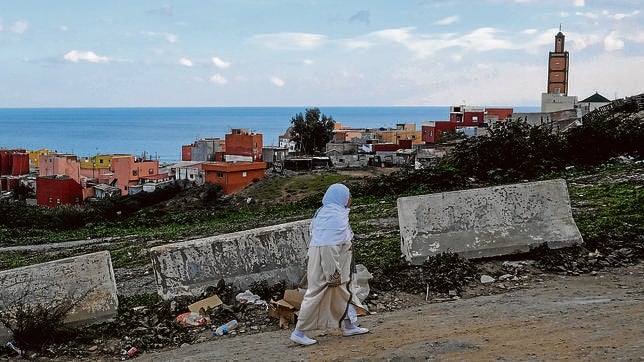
[398,179,583,263]
[0,251,118,341]
[150,219,311,299]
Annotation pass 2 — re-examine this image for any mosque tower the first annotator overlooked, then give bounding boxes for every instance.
[547,28,569,95]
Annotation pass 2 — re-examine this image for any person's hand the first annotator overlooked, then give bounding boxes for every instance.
[327,270,341,287]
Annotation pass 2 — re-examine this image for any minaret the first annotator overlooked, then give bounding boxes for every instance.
[547,27,569,95]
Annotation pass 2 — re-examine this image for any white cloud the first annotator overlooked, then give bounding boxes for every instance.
[179,57,193,67]
[342,39,373,50]
[575,11,599,19]
[522,29,538,35]
[142,31,178,43]
[604,31,624,51]
[209,74,228,85]
[269,76,285,87]
[211,57,231,69]
[573,0,585,6]
[303,59,314,65]
[608,10,640,20]
[60,25,68,32]
[63,50,110,63]
[435,16,459,25]
[458,27,513,51]
[10,20,28,34]
[252,32,326,50]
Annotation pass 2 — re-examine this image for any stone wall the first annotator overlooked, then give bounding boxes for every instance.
[398,179,583,263]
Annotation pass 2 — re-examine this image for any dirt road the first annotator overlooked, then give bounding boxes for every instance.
[137,262,643,361]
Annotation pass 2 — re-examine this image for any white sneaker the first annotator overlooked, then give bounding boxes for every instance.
[290,331,317,346]
[342,326,369,337]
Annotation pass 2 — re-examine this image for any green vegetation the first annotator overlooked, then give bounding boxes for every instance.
[289,107,335,155]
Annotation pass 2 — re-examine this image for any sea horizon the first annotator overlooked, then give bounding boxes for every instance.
[0,105,539,163]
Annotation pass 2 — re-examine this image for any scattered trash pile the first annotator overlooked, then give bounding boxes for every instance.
[0,267,374,360]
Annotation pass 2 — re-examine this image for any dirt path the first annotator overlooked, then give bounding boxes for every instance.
[137,263,643,361]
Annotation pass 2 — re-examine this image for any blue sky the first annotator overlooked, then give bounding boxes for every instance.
[1,0,642,107]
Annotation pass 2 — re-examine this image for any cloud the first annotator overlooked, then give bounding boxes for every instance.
[604,31,624,51]
[435,15,459,25]
[303,59,314,65]
[211,56,231,68]
[63,50,110,63]
[142,31,178,43]
[349,10,370,25]
[148,5,173,16]
[573,0,585,6]
[608,10,640,20]
[269,76,285,87]
[251,32,327,50]
[209,74,228,85]
[342,39,374,50]
[575,11,599,19]
[179,57,193,67]
[370,27,516,59]
[10,20,28,34]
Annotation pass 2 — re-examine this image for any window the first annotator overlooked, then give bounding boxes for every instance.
[48,197,53,203]
[148,168,154,174]
[242,171,247,177]
[99,159,104,164]
[217,172,224,178]
[472,116,478,122]
[132,170,138,176]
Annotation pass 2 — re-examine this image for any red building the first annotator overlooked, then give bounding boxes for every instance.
[202,161,266,194]
[36,175,83,207]
[0,149,29,176]
[485,108,514,123]
[449,105,485,126]
[225,129,263,162]
[422,105,486,144]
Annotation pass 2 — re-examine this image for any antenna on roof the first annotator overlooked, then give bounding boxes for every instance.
[559,23,562,31]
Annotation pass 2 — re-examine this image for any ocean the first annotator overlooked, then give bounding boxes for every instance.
[0,106,538,163]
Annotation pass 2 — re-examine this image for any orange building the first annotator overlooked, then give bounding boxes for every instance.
[39,154,82,182]
[110,155,160,195]
[202,161,266,194]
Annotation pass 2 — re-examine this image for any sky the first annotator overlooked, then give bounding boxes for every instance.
[1,0,642,108]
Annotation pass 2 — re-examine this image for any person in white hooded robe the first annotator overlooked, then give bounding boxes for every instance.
[290,183,369,346]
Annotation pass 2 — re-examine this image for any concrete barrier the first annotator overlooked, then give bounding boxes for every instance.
[398,179,583,263]
[150,219,311,299]
[0,251,118,342]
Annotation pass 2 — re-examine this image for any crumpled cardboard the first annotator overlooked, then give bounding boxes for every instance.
[268,289,305,329]
[188,294,223,313]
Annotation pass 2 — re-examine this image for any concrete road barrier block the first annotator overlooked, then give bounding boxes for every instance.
[150,219,311,299]
[0,251,118,341]
[398,179,583,263]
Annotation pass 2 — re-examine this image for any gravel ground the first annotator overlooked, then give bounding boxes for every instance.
[135,262,643,361]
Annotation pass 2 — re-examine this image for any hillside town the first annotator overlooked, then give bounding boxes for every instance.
[0,31,630,206]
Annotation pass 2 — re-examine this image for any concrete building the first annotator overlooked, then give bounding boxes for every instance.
[578,92,611,113]
[421,105,485,144]
[36,175,83,207]
[376,124,423,145]
[225,129,263,162]
[202,161,266,194]
[182,138,225,162]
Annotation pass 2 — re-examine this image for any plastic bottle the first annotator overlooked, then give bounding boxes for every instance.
[214,319,239,335]
[6,342,22,356]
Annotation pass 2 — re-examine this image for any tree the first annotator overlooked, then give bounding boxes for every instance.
[290,108,335,155]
